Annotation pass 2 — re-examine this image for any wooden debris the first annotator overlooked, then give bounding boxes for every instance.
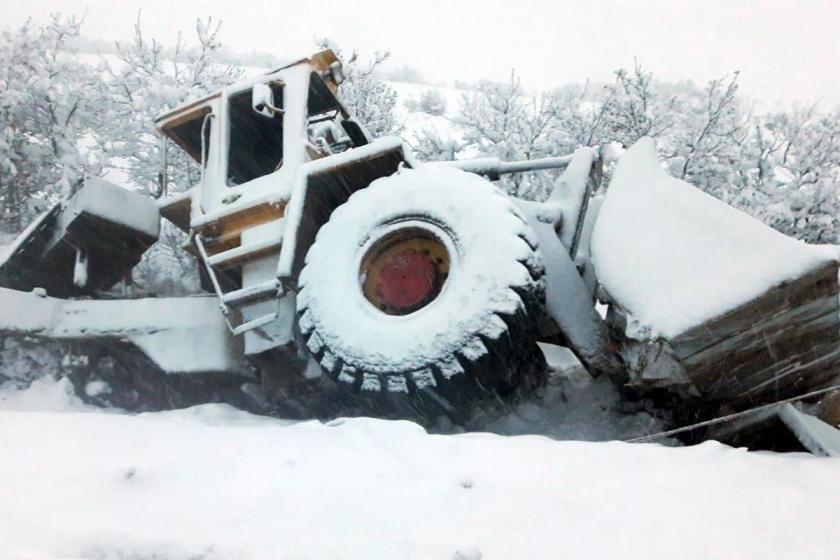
[620,261,840,408]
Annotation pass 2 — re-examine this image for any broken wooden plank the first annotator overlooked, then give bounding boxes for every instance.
[671,263,839,360]
[617,259,840,408]
[673,261,840,404]
[707,403,840,456]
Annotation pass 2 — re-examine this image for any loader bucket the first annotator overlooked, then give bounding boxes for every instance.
[591,138,840,407]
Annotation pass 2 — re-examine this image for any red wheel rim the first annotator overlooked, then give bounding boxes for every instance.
[361,228,450,315]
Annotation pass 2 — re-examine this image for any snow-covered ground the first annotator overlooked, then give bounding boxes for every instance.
[1,378,839,560]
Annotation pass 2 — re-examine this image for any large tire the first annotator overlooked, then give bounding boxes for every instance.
[296,166,547,407]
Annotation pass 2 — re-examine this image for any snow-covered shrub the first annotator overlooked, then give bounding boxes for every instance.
[417,90,447,116]
[457,72,560,199]
[91,15,243,195]
[738,107,840,243]
[410,128,464,162]
[481,66,838,243]
[600,61,678,148]
[545,82,613,152]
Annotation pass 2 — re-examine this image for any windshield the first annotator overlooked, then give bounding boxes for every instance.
[226,83,284,186]
[304,72,365,158]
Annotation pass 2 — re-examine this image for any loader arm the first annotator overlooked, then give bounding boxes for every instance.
[439,147,601,261]
[511,147,624,381]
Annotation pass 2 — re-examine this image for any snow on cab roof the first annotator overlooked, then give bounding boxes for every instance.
[154,50,338,128]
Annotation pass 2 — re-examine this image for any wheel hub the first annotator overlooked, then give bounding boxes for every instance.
[361,227,450,315]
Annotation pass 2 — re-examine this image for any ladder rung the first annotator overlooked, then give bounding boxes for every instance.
[232,312,278,336]
[207,237,282,269]
[221,279,281,306]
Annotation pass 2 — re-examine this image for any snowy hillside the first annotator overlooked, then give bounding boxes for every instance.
[2,379,839,560]
[390,80,466,143]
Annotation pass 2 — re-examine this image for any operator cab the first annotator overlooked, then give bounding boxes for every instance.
[154,49,369,220]
[224,71,362,186]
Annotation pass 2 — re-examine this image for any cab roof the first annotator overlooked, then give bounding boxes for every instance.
[154,49,340,131]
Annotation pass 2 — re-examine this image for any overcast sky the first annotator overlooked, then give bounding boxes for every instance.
[4,0,839,107]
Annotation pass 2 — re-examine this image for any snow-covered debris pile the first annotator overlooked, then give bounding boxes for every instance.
[478,344,667,441]
[591,138,838,339]
[0,376,92,412]
[1,379,840,560]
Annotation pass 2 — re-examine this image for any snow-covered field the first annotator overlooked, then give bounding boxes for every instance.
[1,378,839,560]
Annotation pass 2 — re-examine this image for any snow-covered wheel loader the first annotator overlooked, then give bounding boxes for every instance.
[1,49,839,444]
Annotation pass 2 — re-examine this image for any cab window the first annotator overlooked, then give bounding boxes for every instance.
[304,72,366,160]
[161,107,212,188]
[227,83,284,186]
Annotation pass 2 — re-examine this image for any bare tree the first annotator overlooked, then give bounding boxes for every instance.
[91,15,243,294]
[316,40,400,138]
[0,15,95,232]
[602,61,677,146]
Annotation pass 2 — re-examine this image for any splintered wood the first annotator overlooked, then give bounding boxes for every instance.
[625,261,840,407]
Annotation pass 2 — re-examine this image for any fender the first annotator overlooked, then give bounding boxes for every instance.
[277,137,414,287]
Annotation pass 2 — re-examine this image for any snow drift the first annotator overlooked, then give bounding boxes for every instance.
[1,379,839,560]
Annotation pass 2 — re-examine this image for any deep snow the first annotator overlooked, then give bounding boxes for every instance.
[1,378,840,560]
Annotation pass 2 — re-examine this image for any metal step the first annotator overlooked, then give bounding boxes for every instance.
[232,311,279,336]
[194,232,284,336]
[206,236,282,270]
[221,279,281,307]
